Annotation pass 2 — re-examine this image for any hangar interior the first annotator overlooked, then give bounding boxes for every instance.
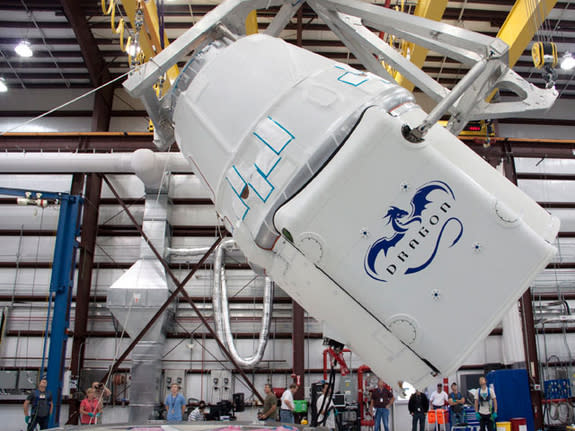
[0,0,575,430]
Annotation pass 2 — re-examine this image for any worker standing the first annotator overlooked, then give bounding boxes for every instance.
[258,383,278,422]
[429,383,448,410]
[280,383,298,423]
[164,384,186,422]
[370,379,394,431]
[90,381,111,422]
[448,383,466,426]
[317,383,336,430]
[79,388,102,425]
[23,376,53,431]
[408,389,429,431]
[474,377,497,431]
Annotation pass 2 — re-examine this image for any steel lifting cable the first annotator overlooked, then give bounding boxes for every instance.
[158,0,166,50]
[526,0,549,82]
[1,71,131,137]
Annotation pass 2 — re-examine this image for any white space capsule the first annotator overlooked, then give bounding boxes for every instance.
[167,34,557,388]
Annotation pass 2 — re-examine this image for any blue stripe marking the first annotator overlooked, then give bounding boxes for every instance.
[253,117,294,155]
[227,165,247,195]
[225,166,251,221]
[225,177,250,221]
[268,116,295,140]
[334,65,369,86]
[337,71,368,87]
[255,157,281,178]
[249,168,275,203]
[253,132,280,155]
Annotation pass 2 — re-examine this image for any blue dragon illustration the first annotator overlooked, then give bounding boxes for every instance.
[364,180,462,281]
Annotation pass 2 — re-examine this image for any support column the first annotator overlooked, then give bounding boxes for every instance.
[502,145,543,430]
[92,85,114,132]
[292,11,307,402]
[67,174,102,424]
[292,300,305,400]
[62,0,112,416]
[520,291,544,430]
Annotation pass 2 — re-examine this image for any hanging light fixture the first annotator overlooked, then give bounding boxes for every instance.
[0,77,7,92]
[560,52,575,71]
[15,40,33,57]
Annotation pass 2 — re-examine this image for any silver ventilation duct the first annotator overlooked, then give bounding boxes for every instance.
[212,239,273,368]
[107,191,173,423]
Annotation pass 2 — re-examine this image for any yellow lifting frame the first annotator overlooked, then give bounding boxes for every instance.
[497,0,558,68]
[393,0,449,91]
[120,0,179,85]
[120,1,259,87]
[245,10,259,35]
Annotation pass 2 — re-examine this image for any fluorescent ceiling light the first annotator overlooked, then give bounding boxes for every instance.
[0,78,7,93]
[560,52,575,71]
[15,40,33,58]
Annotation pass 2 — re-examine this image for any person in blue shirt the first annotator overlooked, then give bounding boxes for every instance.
[164,384,186,422]
[448,382,466,426]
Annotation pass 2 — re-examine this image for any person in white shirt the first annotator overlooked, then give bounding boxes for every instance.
[474,376,497,431]
[316,383,335,430]
[429,384,449,409]
[280,384,298,423]
[188,400,206,421]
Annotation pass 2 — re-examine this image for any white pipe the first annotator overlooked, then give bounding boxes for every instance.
[221,267,273,367]
[212,241,228,344]
[212,239,272,368]
[165,246,212,256]
[0,149,193,188]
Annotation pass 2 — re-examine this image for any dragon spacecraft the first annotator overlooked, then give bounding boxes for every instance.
[124,0,560,389]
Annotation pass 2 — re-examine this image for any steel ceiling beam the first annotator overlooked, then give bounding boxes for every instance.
[3,132,575,157]
[0,132,156,152]
[59,0,114,131]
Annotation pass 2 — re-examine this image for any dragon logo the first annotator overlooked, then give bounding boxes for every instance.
[364,180,463,282]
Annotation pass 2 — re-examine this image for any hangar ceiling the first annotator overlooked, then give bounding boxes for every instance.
[0,0,574,100]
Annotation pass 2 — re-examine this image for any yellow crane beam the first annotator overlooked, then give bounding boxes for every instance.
[120,0,179,85]
[393,0,449,91]
[497,0,558,68]
[245,10,259,35]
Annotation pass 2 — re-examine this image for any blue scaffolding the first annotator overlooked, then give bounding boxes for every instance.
[0,187,83,428]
